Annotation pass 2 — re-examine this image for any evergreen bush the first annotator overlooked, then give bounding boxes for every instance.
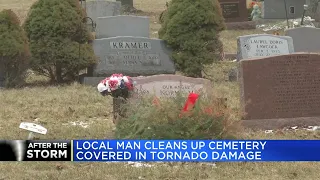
[0,9,30,88]
[159,0,226,77]
[115,92,239,140]
[24,0,96,83]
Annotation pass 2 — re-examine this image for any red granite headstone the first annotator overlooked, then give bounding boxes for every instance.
[240,53,320,121]
[219,0,248,22]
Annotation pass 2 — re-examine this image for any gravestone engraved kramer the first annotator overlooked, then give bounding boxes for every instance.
[91,36,175,77]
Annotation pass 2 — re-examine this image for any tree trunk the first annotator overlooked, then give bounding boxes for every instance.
[306,0,320,22]
[55,63,63,83]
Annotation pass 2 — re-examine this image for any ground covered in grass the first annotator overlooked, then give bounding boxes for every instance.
[1,63,320,180]
[1,0,320,179]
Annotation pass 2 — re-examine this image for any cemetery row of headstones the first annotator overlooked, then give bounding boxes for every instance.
[80,0,320,129]
[81,0,175,83]
[80,0,215,122]
[1,0,319,131]
[235,26,320,129]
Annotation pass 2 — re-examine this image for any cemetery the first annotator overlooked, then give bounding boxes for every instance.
[1,0,320,179]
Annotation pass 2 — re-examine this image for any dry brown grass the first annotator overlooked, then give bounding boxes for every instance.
[0,0,37,23]
[1,66,320,180]
[1,72,320,179]
[1,0,320,180]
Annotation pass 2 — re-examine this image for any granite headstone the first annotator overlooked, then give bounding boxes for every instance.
[263,0,305,19]
[82,36,175,85]
[237,34,294,61]
[81,0,121,24]
[285,27,320,53]
[230,34,294,82]
[96,15,150,38]
[219,0,248,22]
[240,53,320,121]
[132,74,212,98]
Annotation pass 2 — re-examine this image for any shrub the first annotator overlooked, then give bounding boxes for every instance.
[115,92,240,140]
[0,9,30,88]
[24,0,96,83]
[158,0,226,77]
[248,8,253,21]
[159,2,169,24]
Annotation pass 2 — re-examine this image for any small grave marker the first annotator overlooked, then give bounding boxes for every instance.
[19,122,47,140]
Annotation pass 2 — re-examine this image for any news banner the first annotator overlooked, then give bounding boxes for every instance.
[1,140,320,162]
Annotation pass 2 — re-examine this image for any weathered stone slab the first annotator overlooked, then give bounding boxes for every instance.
[91,36,175,77]
[81,1,121,24]
[240,53,320,120]
[237,34,294,61]
[285,27,320,53]
[132,74,212,98]
[263,0,305,19]
[219,0,248,22]
[96,15,150,38]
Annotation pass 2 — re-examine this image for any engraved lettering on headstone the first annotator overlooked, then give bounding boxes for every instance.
[91,37,175,76]
[237,35,294,61]
[221,3,239,18]
[132,75,209,98]
[104,52,161,66]
[241,54,320,119]
[135,82,198,98]
[110,42,151,50]
[245,37,289,57]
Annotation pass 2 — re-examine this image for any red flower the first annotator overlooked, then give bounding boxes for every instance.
[108,80,118,89]
[101,77,109,85]
[125,82,133,90]
[152,96,161,107]
[250,1,258,8]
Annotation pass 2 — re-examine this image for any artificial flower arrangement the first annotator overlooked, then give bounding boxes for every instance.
[97,74,135,99]
[249,1,261,8]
